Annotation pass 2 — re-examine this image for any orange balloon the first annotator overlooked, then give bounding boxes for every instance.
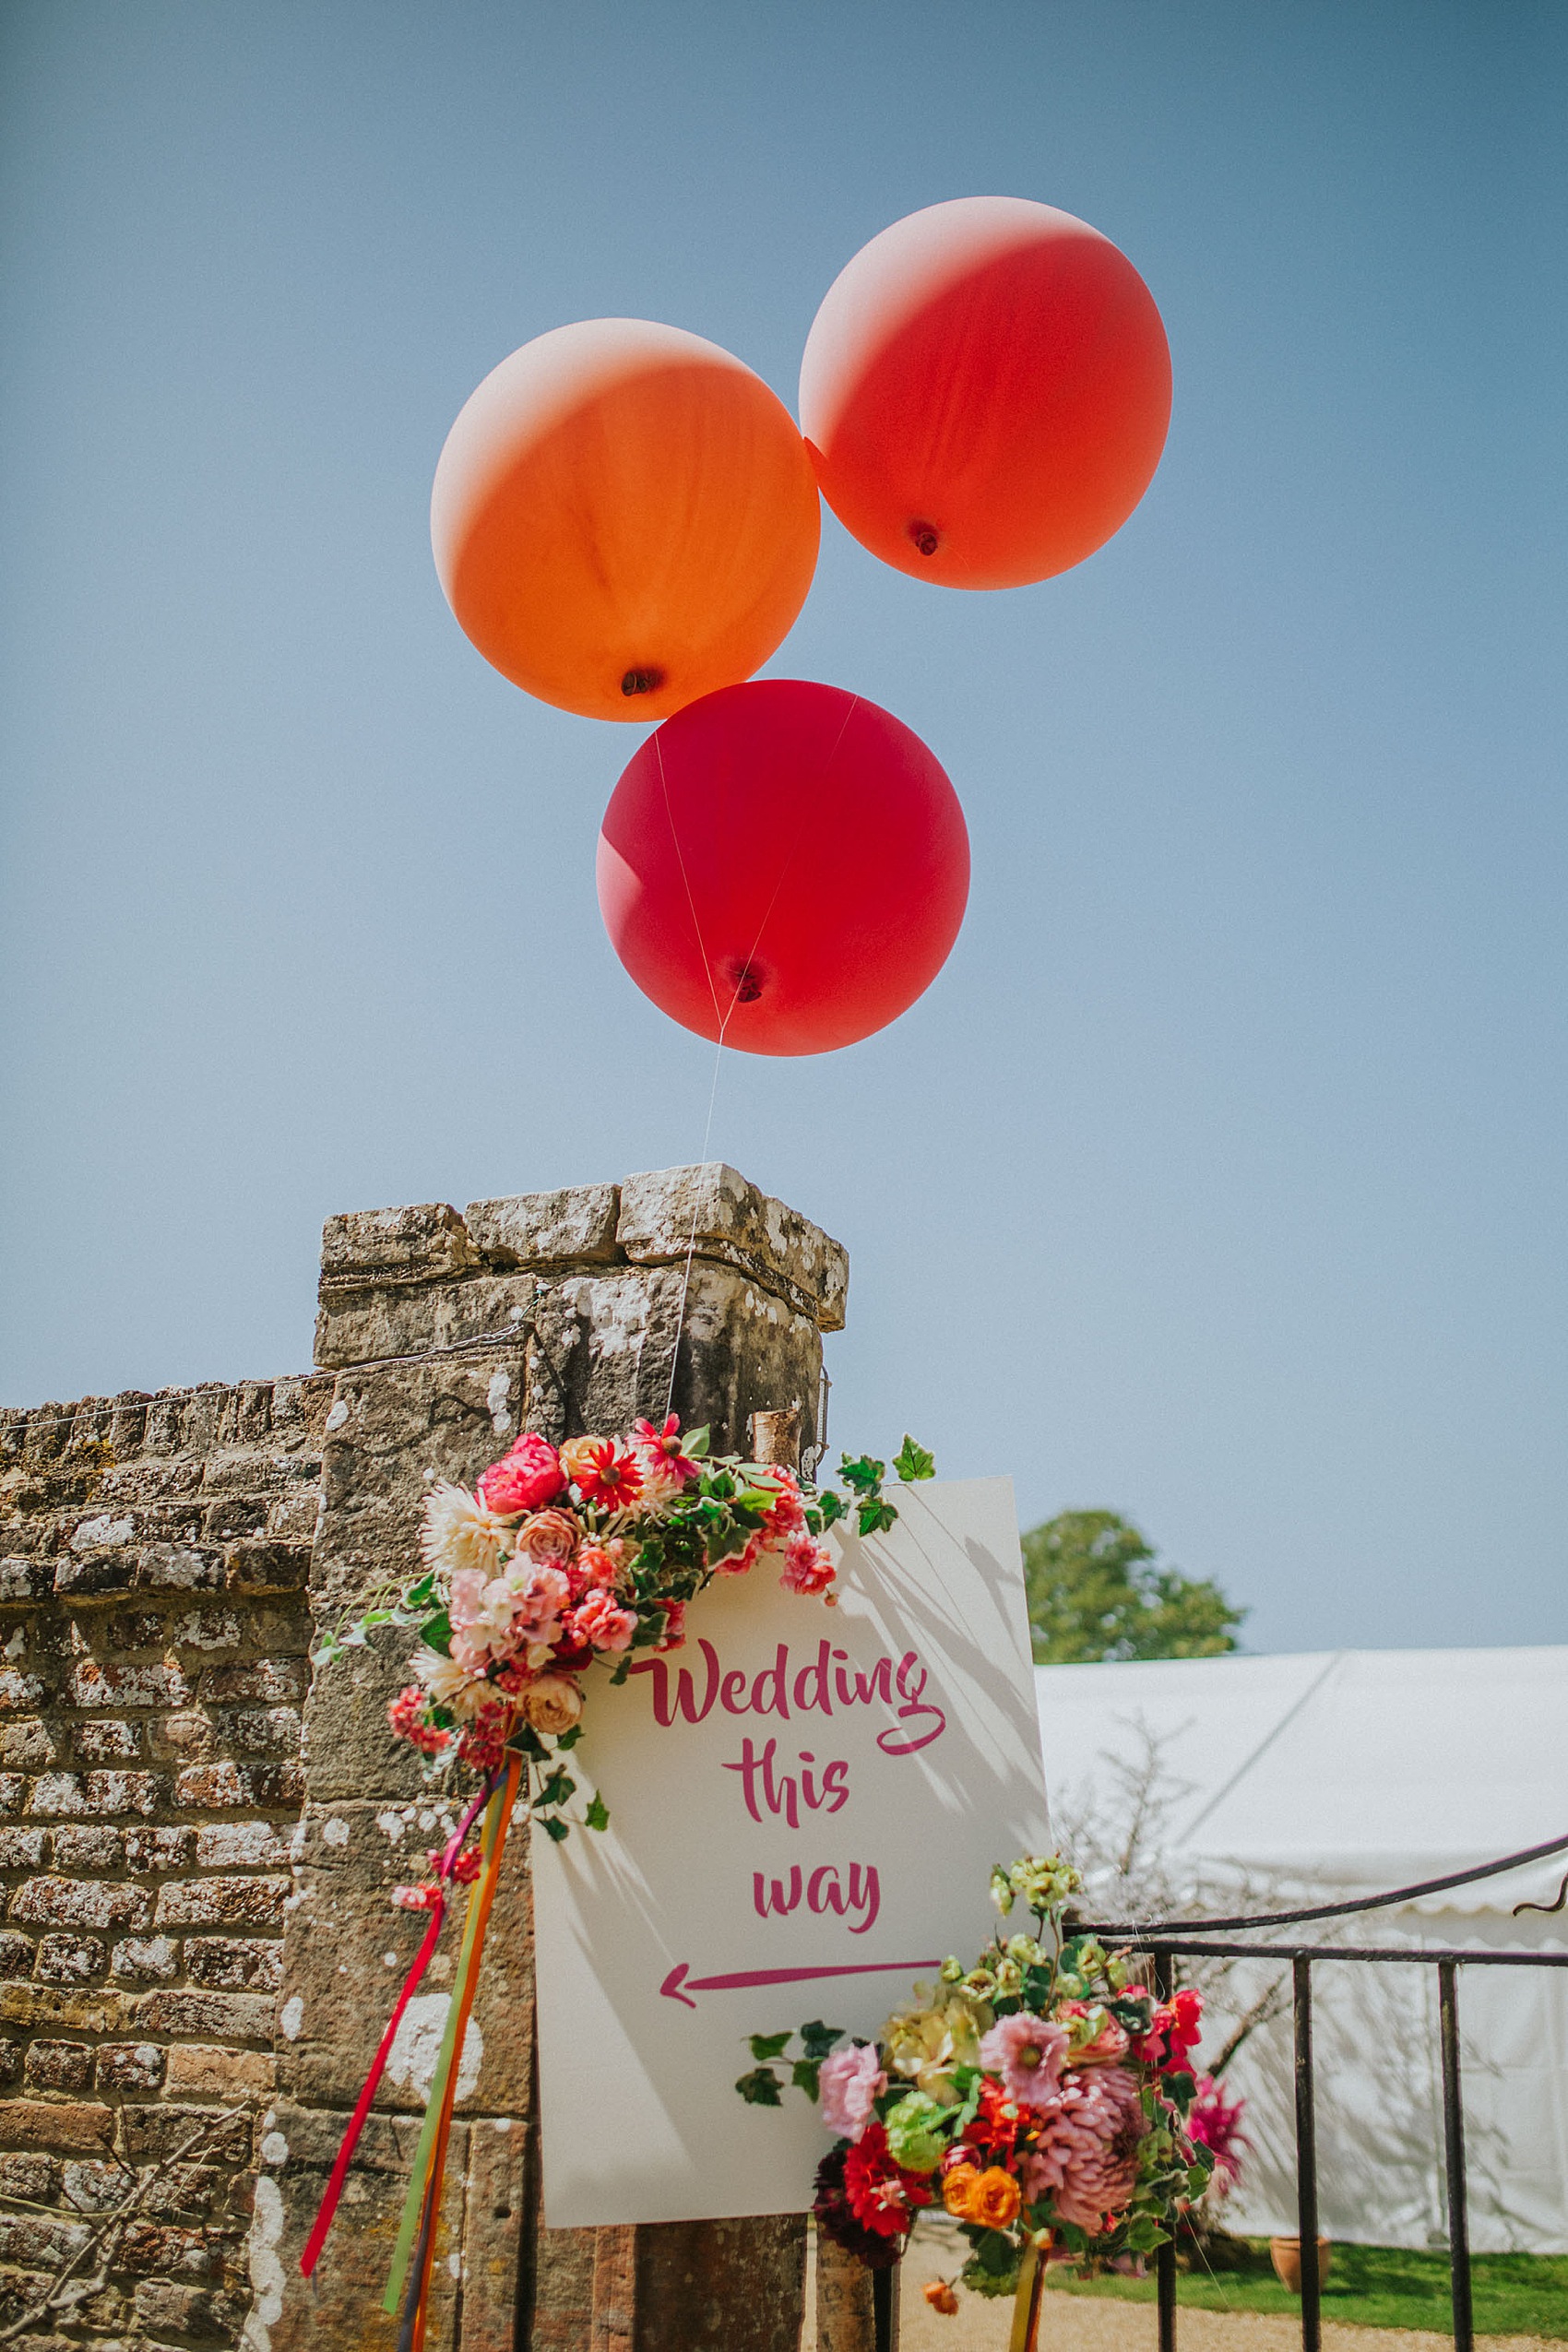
[799,197,1171,589]
[432,319,820,721]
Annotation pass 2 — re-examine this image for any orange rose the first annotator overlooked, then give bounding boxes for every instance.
[969,2167,1022,2229]
[520,1673,583,1735]
[922,2280,960,2315]
[942,2163,980,2221]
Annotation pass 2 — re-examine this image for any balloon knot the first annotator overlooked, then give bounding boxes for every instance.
[621,667,665,696]
[725,958,766,1004]
[908,521,940,558]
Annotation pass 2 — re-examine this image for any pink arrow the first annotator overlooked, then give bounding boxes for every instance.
[659,1958,941,2010]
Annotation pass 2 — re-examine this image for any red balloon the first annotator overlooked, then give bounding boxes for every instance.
[597,681,969,1055]
[799,196,1171,589]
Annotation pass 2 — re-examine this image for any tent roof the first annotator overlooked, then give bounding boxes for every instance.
[1034,1646,1568,1911]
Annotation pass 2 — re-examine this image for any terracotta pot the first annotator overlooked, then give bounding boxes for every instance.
[1270,2236,1332,2293]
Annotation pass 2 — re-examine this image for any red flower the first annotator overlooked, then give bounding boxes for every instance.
[1134,1986,1204,2073]
[477,1433,565,1515]
[842,2121,934,2239]
[813,2143,901,2272]
[655,1600,687,1651]
[964,2079,1024,2165]
[387,1685,454,1757]
[632,1414,700,1487]
[457,1704,511,1775]
[430,1847,482,1885]
[571,1441,644,1512]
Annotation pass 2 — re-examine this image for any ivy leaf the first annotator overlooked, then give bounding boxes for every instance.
[893,1436,935,1483]
[683,1426,710,1458]
[790,2058,823,2101]
[816,1491,847,1527]
[838,1455,885,1494]
[798,2019,844,2061]
[748,2031,792,2061]
[734,2067,783,2107]
[584,1792,610,1833]
[540,1816,570,1843]
[554,1725,585,1752]
[420,1610,451,1651]
[857,1498,898,1538]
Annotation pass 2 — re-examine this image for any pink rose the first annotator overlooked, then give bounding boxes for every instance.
[569,1590,637,1654]
[818,2042,885,2143]
[477,1433,565,1515]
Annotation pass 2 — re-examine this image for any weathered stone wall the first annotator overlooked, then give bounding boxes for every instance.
[0,1375,329,2346]
[0,1166,845,2352]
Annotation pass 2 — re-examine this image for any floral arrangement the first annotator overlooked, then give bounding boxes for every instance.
[315,1417,932,1865]
[303,1416,934,2331]
[735,1852,1214,2339]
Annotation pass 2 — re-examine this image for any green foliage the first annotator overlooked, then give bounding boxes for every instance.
[1021,1509,1244,1665]
[893,1435,936,1483]
[733,2067,783,2107]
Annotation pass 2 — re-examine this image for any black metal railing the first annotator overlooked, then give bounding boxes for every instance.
[1084,1830,1568,2352]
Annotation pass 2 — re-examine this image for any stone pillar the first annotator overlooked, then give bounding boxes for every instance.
[260,1167,844,2352]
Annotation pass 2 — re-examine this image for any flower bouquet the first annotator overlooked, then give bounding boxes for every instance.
[303,1414,933,2339]
[735,1852,1213,2348]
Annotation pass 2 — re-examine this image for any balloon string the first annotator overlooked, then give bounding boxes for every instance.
[653,693,861,1427]
[662,1033,725,1424]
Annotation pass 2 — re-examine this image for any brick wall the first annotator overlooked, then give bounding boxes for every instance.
[0,1376,329,2346]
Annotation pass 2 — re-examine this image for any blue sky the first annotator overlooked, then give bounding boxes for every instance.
[2,2,1563,1654]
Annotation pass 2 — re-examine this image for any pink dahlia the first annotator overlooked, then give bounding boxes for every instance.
[818,2041,885,2143]
[978,2012,1069,2108]
[477,1434,565,1515]
[568,1590,637,1654]
[1021,2067,1146,2231]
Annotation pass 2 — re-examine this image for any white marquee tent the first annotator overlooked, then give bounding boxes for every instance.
[1033,1648,1568,2253]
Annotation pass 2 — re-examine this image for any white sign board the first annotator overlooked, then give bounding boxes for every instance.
[530,1476,1050,2227]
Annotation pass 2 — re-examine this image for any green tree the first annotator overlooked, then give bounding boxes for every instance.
[1022,1509,1245,1664]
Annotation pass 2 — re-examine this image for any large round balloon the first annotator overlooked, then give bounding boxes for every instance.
[432,320,820,721]
[597,680,969,1055]
[799,197,1170,589]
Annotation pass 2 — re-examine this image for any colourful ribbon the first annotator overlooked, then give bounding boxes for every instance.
[383,1755,521,2321]
[299,1894,447,2278]
[1009,2235,1045,2352]
[299,1762,506,2282]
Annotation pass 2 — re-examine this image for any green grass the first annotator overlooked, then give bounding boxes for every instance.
[1041,2240,1568,2340]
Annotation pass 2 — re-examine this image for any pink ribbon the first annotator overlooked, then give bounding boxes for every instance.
[299,1894,447,2278]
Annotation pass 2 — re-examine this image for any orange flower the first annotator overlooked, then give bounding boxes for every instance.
[922,2280,960,2315]
[969,2167,1022,2229]
[942,2163,980,2220]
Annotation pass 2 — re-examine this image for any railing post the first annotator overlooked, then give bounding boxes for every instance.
[1153,1950,1178,2352]
[1292,1956,1321,2352]
[1438,1959,1475,2352]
